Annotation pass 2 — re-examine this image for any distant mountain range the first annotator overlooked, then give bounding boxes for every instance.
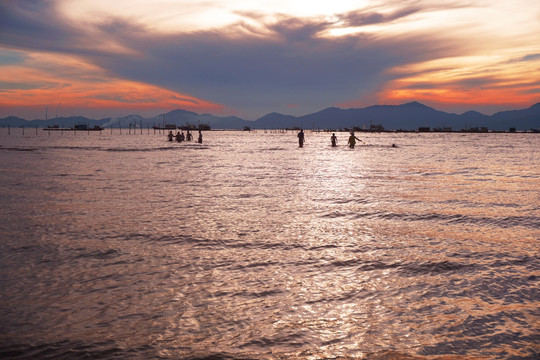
[1,101,539,131]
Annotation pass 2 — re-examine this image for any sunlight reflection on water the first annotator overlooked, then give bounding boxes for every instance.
[0,129,538,359]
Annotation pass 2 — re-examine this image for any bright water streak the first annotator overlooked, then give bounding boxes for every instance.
[0,129,538,359]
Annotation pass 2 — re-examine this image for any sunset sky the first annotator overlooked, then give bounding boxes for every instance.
[1,0,539,120]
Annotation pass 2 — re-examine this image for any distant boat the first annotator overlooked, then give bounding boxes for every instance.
[43,124,103,131]
[74,124,104,131]
[153,124,177,130]
[243,126,251,131]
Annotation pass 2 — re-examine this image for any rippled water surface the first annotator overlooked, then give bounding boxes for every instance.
[0,129,538,359]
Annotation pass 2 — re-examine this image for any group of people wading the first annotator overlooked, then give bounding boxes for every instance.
[167,130,203,144]
[298,129,363,148]
[167,129,387,149]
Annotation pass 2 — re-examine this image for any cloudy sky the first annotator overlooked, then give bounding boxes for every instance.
[1,0,539,120]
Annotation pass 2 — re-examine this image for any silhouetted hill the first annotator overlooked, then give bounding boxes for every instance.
[253,102,539,131]
[144,109,247,129]
[489,103,540,130]
[1,102,539,131]
[0,115,109,128]
[255,112,299,128]
[255,102,458,130]
[0,116,27,127]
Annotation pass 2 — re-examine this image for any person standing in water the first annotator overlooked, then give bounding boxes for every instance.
[198,130,203,144]
[167,131,174,142]
[347,132,362,149]
[297,129,305,148]
[331,133,337,147]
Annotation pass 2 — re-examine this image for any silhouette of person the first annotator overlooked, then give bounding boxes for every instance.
[167,131,174,142]
[347,132,361,148]
[187,130,193,141]
[198,130,203,144]
[176,131,184,142]
[331,133,337,147]
[297,129,304,147]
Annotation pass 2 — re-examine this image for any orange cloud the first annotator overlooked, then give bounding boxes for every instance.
[0,52,225,118]
[357,53,540,112]
[0,78,224,115]
[379,87,538,109]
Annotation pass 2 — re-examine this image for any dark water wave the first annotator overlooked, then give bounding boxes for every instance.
[0,341,441,360]
[319,208,540,229]
[323,258,475,275]
[0,146,38,151]
[103,145,211,152]
[1,144,209,152]
[0,341,160,360]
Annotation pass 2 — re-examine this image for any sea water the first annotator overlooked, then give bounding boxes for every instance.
[0,129,538,359]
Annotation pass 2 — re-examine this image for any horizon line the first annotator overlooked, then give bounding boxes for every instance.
[2,100,539,122]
